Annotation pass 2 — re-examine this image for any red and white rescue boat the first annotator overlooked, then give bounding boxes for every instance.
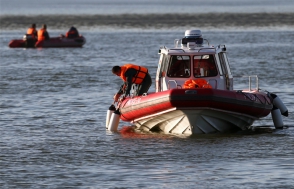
[106,30,288,135]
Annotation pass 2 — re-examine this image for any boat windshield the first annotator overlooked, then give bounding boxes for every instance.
[193,55,218,77]
[167,55,190,78]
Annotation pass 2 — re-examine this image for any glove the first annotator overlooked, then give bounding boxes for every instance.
[113,93,121,102]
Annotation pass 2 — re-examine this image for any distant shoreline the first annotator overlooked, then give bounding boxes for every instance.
[1,13,293,30]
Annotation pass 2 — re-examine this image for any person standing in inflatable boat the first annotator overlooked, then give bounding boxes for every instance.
[112,64,152,102]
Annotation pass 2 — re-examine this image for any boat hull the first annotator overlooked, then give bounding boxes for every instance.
[8,36,86,48]
[118,88,273,134]
[132,109,255,134]
[8,40,28,48]
[35,36,86,48]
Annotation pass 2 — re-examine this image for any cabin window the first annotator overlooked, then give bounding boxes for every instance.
[167,55,190,78]
[193,55,217,77]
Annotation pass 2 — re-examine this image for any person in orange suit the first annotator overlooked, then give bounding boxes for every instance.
[24,23,38,47]
[112,64,152,102]
[37,24,50,41]
[26,23,38,39]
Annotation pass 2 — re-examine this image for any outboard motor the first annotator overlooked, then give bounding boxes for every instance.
[23,34,35,48]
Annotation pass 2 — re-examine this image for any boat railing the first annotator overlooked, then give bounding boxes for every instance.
[174,38,209,48]
[234,75,259,91]
[174,39,180,48]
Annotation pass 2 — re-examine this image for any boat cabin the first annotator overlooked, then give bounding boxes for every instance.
[156,30,233,92]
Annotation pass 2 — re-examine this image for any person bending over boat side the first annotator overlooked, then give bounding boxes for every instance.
[65,26,79,38]
[112,64,152,102]
[37,24,50,41]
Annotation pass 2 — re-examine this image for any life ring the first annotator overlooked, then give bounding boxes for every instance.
[183,79,212,89]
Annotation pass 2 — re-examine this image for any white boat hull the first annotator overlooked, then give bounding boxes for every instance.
[133,108,256,134]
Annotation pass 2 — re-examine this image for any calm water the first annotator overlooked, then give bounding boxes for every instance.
[1,1,294,189]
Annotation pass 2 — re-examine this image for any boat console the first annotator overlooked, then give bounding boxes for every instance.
[156,30,233,92]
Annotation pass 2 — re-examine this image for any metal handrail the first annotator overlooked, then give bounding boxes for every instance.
[235,75,259,91]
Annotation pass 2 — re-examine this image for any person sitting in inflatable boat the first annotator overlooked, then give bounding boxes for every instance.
[37,24,50,41]
[65,26,79,38]
[24,23,38,47]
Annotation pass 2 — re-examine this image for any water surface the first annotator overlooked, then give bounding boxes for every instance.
[0,1,294,188]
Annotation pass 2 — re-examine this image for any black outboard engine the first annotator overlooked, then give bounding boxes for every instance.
[23,34,35,48]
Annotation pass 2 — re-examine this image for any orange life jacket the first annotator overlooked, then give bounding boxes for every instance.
[37,28,46,41]
[65,30,78,38]
[182,79,212,89]
[120,64,148,84]
[27,28,37,38]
